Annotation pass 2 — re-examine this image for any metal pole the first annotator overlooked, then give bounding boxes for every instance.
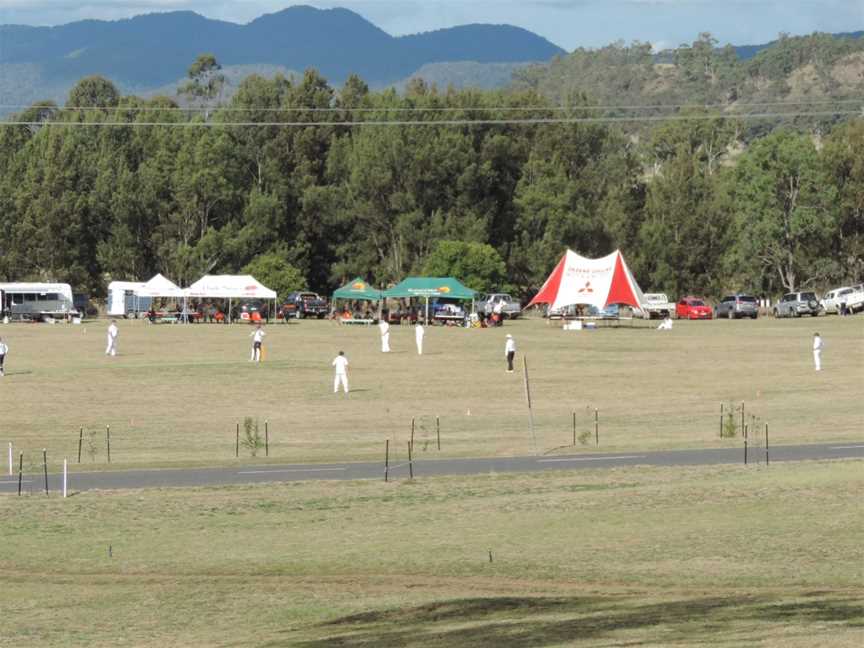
[765,423,769,465]
[235,423,239,458]
[106,425,111,463]
[17,452,23,496]
[78,427,83,463]
[522,356,537,454]
[7,441,11,476]
[42,449,48,496]
[63,459,67,498]
[436,416,440,451]
[408,441,413,479]
[265,420,269,457]
[572,411,576,446]
[384,439,389,482]
[594,409,599,446]
[719,403,724,437]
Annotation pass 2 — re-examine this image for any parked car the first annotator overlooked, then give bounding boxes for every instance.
[774,291,821,318]
[478,293,521,319]
[281,291,328,319]
[845,284,864,314]
[715,293,759,319]
[675,296,713,320]
[641,293,675,319]
[820,287,855,314]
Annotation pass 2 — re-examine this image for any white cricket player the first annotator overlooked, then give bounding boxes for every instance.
[379,318,391,353]
[332,350,349,394]
[813,332,823,371]
[105,320,119,356]
[0,336,8,376]
[505,333,516,373]
[250,323,266,362]
[415,322,425,355]
[657,316,673,330]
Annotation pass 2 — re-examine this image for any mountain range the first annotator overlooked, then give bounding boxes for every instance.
[0,6,562,103]
[0,5,861,113]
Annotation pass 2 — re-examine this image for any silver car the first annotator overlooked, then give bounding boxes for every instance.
[774,292,821,318]
[715,294,759,319]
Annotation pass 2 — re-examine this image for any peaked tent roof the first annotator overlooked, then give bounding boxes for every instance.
[383,277,477,300]
[184,275,277,299]
[527,249,646,311]
[332,277,383,301]
[135,273,184,298]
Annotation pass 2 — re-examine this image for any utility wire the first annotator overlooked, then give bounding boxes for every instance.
[1,98,862,113]
[1,110,860,128]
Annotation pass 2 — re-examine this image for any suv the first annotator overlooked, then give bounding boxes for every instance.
[715,294,759,319]
[821,287,855,314]
[774,292,821,318]
[281,291,328,319]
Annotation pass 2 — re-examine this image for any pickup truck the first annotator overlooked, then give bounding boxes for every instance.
[640,293,675,319]
[281,291,329,319]
[844,284,864,314]
[478,293,521,319]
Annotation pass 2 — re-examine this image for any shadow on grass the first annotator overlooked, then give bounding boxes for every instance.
[273,592,863,647]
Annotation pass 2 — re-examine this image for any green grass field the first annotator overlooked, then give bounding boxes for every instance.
[0,315,861,470]
[2,461,862,646]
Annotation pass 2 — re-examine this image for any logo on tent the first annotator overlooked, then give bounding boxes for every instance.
[352,282,365,290]
[438,286,451,293]
[578,281,594,294]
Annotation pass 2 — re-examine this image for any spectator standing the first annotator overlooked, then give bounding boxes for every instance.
[813,332,823,371]
[105,320,119,356]
[505,334,516,373]
[332,350,349,394]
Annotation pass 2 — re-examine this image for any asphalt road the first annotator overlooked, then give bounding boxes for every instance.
[1,442,862,494]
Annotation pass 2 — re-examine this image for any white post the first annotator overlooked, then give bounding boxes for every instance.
[63,458,67,498]
[425,297,429,326]
[7,441,11,476]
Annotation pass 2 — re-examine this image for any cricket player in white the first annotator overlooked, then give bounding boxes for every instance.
[105,320,119,356]
[505,334,516,372]
[379,318,391,352]
[813,332,823,371]
[250,324,266,362]
[332,350,349,394]
[415,322,424,355]
[0,337,8,376]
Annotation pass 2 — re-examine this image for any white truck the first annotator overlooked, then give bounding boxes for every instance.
[844,284,864,313]
[641,293,675,319]
[478,293,522,319]
[107,281,152,318]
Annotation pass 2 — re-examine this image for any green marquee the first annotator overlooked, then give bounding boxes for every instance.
[383,277,477,300]
[331,277,383,301]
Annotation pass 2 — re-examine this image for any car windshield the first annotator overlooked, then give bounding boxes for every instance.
[738,296,757,303]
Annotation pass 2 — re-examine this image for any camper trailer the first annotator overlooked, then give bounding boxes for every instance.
[0,283,78,322]
[107,281,151,318]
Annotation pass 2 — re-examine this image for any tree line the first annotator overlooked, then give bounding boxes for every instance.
[0,62,861,301]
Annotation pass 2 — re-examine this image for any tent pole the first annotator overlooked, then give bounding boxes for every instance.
[425,297,429,326]
[228,298,232,325]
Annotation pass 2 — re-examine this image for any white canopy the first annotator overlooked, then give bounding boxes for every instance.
[134,273,185,298]
[184,275,276,300]
[528,249,646,312]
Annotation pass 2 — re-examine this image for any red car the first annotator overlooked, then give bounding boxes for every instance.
[676,296,713,319]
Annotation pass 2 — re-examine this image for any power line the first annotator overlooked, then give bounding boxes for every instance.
[0,99,862,114]
[1,110,860,128]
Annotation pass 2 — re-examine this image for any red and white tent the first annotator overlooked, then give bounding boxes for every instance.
[527,249,646,312]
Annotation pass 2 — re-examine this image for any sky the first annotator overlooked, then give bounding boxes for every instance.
[0,0,862,51]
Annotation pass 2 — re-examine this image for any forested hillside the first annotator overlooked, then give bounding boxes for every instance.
[514,32,864,134]
[0,65,861,301]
